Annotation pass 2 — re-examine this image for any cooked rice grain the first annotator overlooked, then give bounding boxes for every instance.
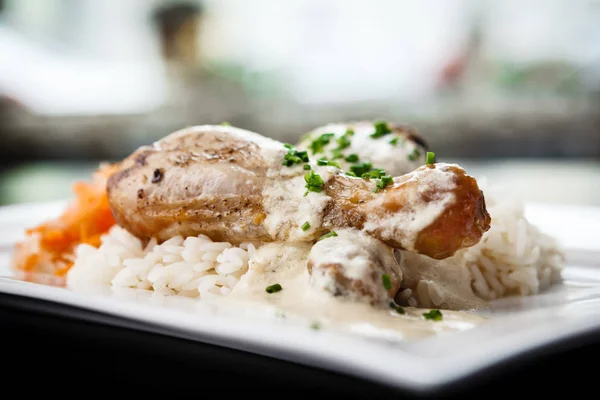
[67,226,256,299]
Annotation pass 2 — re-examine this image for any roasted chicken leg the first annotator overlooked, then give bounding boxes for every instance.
[107,125,490,259]
[307,229,402,304]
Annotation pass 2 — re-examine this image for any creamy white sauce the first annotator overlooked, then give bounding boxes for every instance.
[298,122,426,176]
[262,160,335,241]
[397,251,486,310]
[221,242,486,341]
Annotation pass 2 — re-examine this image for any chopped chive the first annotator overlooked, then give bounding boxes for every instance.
[345,153,359,163]
[382,274,392,290]
[350,161,373,177]
[389,137,399,146]
[408,148,421,161]
[345,171,357,177]
[304,171,324,193]
[220,121,230,126]
[309,133,335,154]
[423,309,443,321]
[336,135,351,150]
[283,148,309,166]
[331,149,344,159]
[318,231,338,241]
[370,120,392,139]
[426,151,436,164]
[266,283,283,294]
[332,129,353,156]
[362,169,387,179]
[301,221,311,231]
[374,175,393,193]
[310,322,321,330]
[349,162,389,181]
[303,164,311,170]
[284,143,293,149]
[299,151,309,162]
[317,159,340,168]
[389,302,406,314]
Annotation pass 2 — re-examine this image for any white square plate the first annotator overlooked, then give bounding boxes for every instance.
[1,201,599,393]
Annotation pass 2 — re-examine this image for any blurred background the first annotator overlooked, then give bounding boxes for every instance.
[1,0,599,206]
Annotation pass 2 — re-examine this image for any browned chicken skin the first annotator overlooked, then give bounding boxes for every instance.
[107,125,490,259]
[108,126,273,244]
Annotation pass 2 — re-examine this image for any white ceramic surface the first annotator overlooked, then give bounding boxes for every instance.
[1,201,599,393]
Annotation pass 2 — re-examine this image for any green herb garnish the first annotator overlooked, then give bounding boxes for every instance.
[301,221,311,231]
[284,143,293,149]
[389,302,406,314]
[345,171,357,177]
[408,148,421,161]
[370,120,392,139]
[345,154,359,163]
[304,171,324,194]
[382,274,392,290]
[389,137,402,146]
[362,169,387,179]
[331,149,344,159]
[426,151,436,164]
[318,231,338,241]
[350,161,373,177]
[336,135,351,150]
[345,128,355,136]
[220,121,230,126]
[317,159,340,168]
[310,322,321,330]
[282,147,309,166]
[266,284,283,294]
[303,164,311,170]
[309,133,335,154]
[374,175,393,192]
[423,309,443,321]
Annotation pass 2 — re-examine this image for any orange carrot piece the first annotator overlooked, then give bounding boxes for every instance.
[13,163,120,276]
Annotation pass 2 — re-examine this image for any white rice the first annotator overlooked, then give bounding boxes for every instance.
[401,179,565,307]
[462,180,564,300]
[66,227,256,299]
